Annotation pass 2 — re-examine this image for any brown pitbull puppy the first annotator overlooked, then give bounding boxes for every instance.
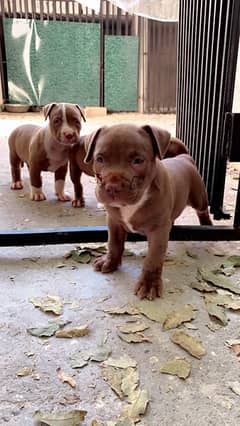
[8,102,86,201]
[83,123,212,299]
[69,126,188,207]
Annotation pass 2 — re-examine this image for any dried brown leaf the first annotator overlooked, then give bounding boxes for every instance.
[16,366,33,377]
[104,355,137,369]
[55,325,89,338]
[118,331,152,344]
[29,295,63,315]
[57,368,76,388]
[118,320,149,334]
[162,304,197,331]
[204,301,228,326]
[205,292,240,310]
[102,304,140,316]
[198,268,240,294]
[135,299,171,323]
[122,388,150,420]
[190,281,215,292]
[160,357,191,379]
[34,409,87,425]
[171,331,206,359]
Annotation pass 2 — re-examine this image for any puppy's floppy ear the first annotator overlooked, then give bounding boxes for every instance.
[84,127,105,163]
[75,105,86,122]
[142,125,171,159]
[42,103,57,120]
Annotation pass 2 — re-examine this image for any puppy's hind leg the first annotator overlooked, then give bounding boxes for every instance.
[69,158,84,207]
[189,179,213,225]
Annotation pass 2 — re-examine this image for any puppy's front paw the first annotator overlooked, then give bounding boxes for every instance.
[55,180,71,201]
[11,181,23,190]
[134,271,163,300]
[30,186,46,201]
[93,255,120,273]
[56,192,71,202]
[72,198,85,208]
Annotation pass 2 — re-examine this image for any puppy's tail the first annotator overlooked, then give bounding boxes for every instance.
[164,137,188,158]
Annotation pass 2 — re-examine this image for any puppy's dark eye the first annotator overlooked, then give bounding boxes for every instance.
[53,118,61,125]
[75,119,80,126]
[133,157,144,165]
[96,155,104,163]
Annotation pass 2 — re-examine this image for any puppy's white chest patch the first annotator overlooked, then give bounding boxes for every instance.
[47,147,68,171]
[44,127,68,171]
[120,190,149,233]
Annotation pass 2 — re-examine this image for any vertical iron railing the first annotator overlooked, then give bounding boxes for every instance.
[176,0,240,220]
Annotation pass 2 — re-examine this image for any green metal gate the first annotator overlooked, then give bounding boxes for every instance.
[104,35,138,111]
[4,19,100,106]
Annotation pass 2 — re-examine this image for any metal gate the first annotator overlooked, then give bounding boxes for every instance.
[0,0,139,109]
[144,19,177,113]
[0,0,177,113]
[176,0,240,220]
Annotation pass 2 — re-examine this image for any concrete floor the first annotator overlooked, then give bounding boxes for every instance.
[1,111,240,425]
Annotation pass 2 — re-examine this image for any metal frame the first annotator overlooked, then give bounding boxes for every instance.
[0,0,240,247]
[1,224,240,247]
[176,0,240,221]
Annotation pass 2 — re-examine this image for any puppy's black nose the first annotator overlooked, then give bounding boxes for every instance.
[64,132,74,140]
[105,182,122,197]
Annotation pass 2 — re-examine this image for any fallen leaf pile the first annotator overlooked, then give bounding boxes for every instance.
[101,298,205,385]
[22,250,240,423]
[65,244,135,265]
[65,244,107,264]
[70,344,112,369]
[191,256,240,326]
[27,320,89,340]
[117,320,151,343]
[102,355,149,422]
[191,255,240,363]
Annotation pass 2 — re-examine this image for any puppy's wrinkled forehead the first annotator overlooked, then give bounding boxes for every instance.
[50,103,82,123]
[95,126,154,158]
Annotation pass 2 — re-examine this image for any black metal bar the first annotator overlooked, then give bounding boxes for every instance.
[0,225,240,248]
[234,175,240,228]
[176,0,240,219]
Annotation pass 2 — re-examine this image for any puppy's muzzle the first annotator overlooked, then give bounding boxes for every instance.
[96,173,143,196]
[61,128,79,145]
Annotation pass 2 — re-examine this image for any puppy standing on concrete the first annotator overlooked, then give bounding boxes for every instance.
[83,123,212,300]
[8,103,85,201]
